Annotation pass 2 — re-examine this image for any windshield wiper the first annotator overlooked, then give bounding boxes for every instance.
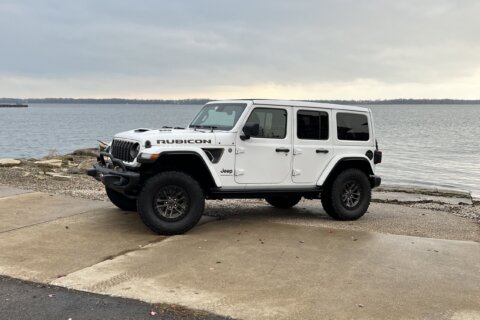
[190,125,218,132]
[190,124,201,131]
[204,125,217,132]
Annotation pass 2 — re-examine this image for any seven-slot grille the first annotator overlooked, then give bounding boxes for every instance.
[111,139,136,162]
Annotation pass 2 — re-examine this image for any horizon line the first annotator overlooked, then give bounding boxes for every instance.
[2,97,480,105]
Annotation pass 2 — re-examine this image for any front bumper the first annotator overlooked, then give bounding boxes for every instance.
[369,175,382,189]
[87,152,140,194]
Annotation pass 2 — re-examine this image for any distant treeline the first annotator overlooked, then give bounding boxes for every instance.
[1,98,479,105]
[0,98,210,105]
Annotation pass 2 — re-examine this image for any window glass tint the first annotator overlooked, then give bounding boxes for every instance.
[336,113,369,141]
[297,110,328,140]
[246,108,287,139]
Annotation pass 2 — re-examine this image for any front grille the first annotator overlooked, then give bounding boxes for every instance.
[111,139,136,162]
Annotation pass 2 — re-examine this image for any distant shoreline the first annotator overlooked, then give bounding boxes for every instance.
[0,104,28,108]
[1,98,480,105]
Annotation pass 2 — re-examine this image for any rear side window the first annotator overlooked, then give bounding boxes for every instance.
[337,113,369,141]
[297,110,329,140]
[246,108,287,139]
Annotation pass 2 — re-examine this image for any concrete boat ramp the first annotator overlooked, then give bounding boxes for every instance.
[0,185,479,319]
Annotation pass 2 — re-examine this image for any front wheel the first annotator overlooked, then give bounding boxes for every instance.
[321,169,371,220]
[106,187,137,211]
[138,171,205,235]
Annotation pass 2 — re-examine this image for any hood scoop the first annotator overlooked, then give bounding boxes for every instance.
[134,128,152,133]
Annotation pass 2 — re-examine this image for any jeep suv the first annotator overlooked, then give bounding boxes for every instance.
[88,100,382,234]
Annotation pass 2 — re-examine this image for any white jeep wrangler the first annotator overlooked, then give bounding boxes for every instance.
[88,100,382,234]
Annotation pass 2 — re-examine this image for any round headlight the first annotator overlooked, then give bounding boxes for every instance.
[130,143,140,159]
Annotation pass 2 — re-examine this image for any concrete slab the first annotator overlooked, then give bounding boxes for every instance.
[0,185,32,199]
[0,208,162,282]
[205,200,480,242]
[0,192,111,233]
[53,218,480,320]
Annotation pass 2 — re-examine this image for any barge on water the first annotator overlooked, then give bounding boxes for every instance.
[0,104,28,108]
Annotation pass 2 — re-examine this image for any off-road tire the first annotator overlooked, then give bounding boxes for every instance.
[138,171,205,235]
[321,168,371,221]
[265,195,302,209]
[106,187,137,211]
[320,187,338,218]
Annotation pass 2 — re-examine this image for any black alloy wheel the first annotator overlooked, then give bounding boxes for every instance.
[154,185,190,221]
[340,181,361,209]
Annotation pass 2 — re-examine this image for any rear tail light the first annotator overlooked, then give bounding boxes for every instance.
[374,150,382,164]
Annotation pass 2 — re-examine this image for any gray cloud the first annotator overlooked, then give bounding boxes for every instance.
[1,0,479,98]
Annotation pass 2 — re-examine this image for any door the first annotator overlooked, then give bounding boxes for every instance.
[235,106,292,184]
[292,108,333,184]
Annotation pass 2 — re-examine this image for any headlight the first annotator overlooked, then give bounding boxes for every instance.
[130,143,140,159]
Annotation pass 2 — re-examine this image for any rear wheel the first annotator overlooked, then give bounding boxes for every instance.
[138,171,205,235]
[320,187,337,218]
[321,169,371,220]
[265,195,302,209]
[105,187,137,211]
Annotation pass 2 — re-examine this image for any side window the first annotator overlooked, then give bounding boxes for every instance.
[245,108,287,139]
[297,110,329,140]
[337,113,369,141]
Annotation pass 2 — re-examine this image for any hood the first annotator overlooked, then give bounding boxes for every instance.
[113,128,217,147]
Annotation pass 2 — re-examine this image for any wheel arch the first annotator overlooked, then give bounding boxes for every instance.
[317,156,374,188]
[140,150,222,190]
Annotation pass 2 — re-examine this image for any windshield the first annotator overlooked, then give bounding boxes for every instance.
[189,103,247,130]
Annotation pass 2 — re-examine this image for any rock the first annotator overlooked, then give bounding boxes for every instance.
[61,155,75,161]
[471,192,480,206]
[0,159,21,167]
[67,167,82,175]
[77,159,96,173]
[34,159,62,169]
[98,141,108,151]
[72,148,99,157]
[45,172,72,181]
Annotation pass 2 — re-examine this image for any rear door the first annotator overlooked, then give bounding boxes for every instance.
[292,107,333,184]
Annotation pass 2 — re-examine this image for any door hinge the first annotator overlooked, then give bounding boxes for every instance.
[293,148,303,155]
[292,169,301,176]
[235,169,245,176]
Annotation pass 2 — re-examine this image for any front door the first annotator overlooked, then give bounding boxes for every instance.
[292,107,333,184]
[235,106,292,184]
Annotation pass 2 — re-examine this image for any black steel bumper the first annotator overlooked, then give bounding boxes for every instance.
[369,175,382,188]
[86,152,140,194]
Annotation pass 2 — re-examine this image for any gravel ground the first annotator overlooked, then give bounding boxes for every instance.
[1,153,478,225]
[0,155,106,200]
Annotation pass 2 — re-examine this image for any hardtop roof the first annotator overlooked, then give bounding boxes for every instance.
[207,99,370,112]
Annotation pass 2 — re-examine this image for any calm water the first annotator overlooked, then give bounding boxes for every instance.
[1,103,479,193]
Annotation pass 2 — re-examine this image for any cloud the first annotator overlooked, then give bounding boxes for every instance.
[1,0,479,98]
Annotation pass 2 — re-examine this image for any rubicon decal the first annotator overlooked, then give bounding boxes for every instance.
[157,139,212,144]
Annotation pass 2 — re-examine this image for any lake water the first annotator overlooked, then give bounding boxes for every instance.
[1,103,479,194]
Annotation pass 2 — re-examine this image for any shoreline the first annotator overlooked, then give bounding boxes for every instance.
[0,149,478,223]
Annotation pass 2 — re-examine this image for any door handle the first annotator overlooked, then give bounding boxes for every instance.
[275,148,290,153]
[316,149,329,154]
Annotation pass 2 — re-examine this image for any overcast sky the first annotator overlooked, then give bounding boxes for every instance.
[1,0,479,99]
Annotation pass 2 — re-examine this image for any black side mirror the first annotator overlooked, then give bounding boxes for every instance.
[240,123,259,141]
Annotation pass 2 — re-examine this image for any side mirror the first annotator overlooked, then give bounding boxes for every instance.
[240,123,259,141]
